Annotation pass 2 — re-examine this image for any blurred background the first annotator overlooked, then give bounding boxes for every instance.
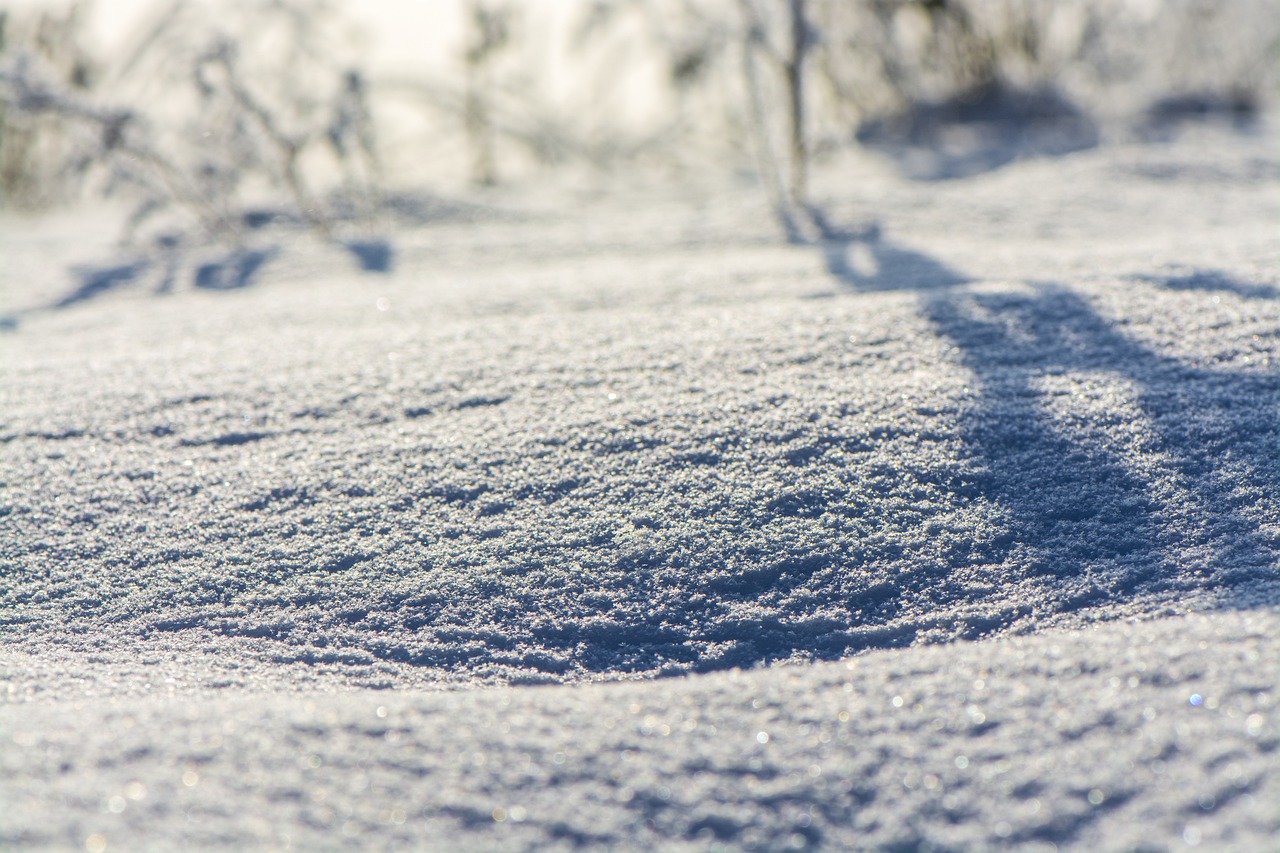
[1,0,1276,249]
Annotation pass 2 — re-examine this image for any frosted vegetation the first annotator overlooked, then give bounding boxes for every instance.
[1,0,1275,249]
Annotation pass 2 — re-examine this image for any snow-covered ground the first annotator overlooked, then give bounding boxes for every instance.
[2,124,1278,851]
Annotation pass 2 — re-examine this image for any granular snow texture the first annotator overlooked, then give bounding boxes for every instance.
[3,611,1278,852]
[1,126,1278,851]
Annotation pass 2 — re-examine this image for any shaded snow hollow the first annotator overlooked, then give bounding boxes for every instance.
[1,127,1279,851]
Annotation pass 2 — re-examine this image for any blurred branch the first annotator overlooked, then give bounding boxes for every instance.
[738,0,815,242]
[197,41,330,238]
[0,53,239,238]
[2,0,1276,251]
[463,1,513,186]
[1,0,386,258]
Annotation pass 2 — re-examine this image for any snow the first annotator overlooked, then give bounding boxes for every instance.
[4,610,1279,851]
[1,125,1278,851]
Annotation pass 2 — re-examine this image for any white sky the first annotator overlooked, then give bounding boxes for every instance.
[8,1,463,71]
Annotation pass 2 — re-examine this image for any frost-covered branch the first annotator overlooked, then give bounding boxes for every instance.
[0,53,240,239]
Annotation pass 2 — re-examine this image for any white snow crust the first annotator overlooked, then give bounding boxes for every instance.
[1,126,1278,851]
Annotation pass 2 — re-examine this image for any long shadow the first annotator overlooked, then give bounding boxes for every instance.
[933,284,1277,606]
[3,258,158,329]
[811,217,969,292]
[10,244,284,323]
[15,213,1273,684]
[1129,268,1279,300]
[57,260,152,308]
[193,247,279,290]
[1135,91,1261,143]
[342,238,395,273]
[14,203,406,321]
[355,238,1277,680]
[854,82,1100,181]
[831,236,1279,613]
[853,84,1262,183]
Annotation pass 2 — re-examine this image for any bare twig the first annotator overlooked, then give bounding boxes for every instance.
[737,0,814,242]
[784,0,810,208]
[463,1,513,186]
[199,41,331,239]
[0,53,239,239]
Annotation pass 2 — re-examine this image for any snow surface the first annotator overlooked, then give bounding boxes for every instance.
[1,125,1278,851]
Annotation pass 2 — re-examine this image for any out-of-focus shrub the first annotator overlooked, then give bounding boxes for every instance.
[2,0,1275,228]
[0,3,100,209]
[0,0,380,247]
